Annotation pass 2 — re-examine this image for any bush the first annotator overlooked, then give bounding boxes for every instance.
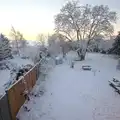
[100,50,106,54]
[110,32,120,55]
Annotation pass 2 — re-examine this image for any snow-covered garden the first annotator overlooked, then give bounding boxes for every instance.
[0,1,120,120]
[17,51,120,120]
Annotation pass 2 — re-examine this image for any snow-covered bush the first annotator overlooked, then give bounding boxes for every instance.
[17,45,40,63]
[39,56,55,77]
[55,56,63,65]
[116,58,120,70]
[0,61,17,70]
[4,64,33,89]
[0,34,12,60]
[48,37,61,56]
[109,32,120,55]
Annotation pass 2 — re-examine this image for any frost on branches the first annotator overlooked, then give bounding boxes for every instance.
[55,1,117,60]
[0,34,12,60]
[48,33,70,58]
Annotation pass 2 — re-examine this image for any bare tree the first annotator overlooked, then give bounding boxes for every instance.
[55,1,117,60]
[10,26,27,55]
[10,26,19,55]
[37,33,46,46]
[57,33,70,58]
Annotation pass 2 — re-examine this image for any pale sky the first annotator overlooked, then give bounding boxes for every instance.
[0,0,120,40]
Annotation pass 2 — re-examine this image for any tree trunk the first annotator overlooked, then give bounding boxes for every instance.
[81,39,91,60]
[15,35,20,56]
[16,40,20,56]
[77,30,80,41]
[62,46,66,58]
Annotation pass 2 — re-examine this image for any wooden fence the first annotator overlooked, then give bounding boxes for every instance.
[5,62,40,120]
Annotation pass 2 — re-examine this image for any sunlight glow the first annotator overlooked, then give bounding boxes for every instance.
[0,0,120,39]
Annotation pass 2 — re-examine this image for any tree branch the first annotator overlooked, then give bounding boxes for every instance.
[58,30,73,41]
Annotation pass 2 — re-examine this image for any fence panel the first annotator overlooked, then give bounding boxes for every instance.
[24,72,32,92]
[0,94,12,120]
[6,62,40,120]
[31,67,37,87]
[6,78,26,120]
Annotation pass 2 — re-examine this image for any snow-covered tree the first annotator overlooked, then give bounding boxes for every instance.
[55,1,117,60]
[36,33,49,56]
[48,34,61,56]
[0,34,12,60]
[87,35,104,52]
[109,32,120,55]
[57,33,70,57]
[48,33,70,57]
[37,33,46,46]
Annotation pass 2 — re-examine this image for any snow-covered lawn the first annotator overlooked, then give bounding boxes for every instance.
[0,56,33,96]
[18,52,120,120]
